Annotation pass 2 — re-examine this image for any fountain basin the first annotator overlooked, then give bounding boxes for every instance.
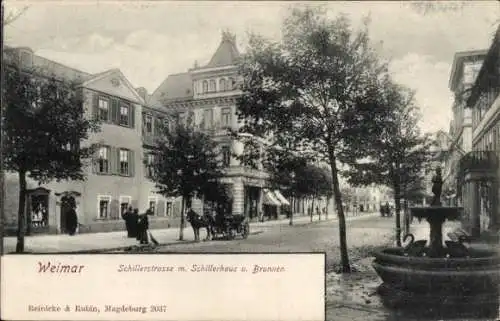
[410,206,463,221]
[373,247,500,310]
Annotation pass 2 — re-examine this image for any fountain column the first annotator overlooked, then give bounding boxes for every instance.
[471,180,481,237]
[427,214,445,257]
[489,179,498,231]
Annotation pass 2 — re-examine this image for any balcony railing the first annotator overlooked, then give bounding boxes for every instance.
[458,150,499,177]
[142,134,157,147]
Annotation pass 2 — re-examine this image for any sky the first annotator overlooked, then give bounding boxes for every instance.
[4,1,500,134]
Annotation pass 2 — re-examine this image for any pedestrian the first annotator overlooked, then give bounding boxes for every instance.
[134,208,142,241]
[67,205,78,236]
[122,206,135,238]
[137,209,150,245]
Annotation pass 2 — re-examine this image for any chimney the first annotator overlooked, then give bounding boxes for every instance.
[222,30,236,44]
[136,87,148,100]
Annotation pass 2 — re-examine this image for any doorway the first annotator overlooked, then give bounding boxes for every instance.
[56,191,81,234]
[244,186,260,220]
[26,187,50,235]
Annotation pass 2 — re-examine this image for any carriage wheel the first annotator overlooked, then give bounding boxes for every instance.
[226,227,236,240]
[242,222,250,239]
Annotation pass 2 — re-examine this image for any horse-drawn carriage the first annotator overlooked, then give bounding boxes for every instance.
[211,214,250,240]
[186,209,250,242]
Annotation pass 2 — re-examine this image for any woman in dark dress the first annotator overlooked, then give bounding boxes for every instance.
[67,207,78,236]
[122,206,137,238]
[137,209,150,244]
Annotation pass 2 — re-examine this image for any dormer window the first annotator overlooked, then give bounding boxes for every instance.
[19,50,33,69]
[219,78,226,92]
[209,80,216,92]
[228,77,235,90]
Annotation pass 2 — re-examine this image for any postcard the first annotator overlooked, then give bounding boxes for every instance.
[2,1,500,321]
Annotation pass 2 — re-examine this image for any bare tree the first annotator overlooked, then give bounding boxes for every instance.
[3,5,28,26]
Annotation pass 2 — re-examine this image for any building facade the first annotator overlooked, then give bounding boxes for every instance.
[443,50,487,206]
[151,32,289,221]
[3,46,175,235]
[463,27,500,235]
[446,26,500,236]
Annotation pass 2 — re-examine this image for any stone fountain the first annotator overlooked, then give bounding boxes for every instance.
[372,167,500,317]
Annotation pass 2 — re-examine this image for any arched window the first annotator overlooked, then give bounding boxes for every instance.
[209,79,216,92]
[202,80,208,94]
[219,78,226,92]
[227,77,235,90]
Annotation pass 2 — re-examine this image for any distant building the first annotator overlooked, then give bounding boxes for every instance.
[3,46,174,235]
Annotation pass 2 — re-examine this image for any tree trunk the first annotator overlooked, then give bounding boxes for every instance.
[318,196,321,221]
[403,189,410,235]
[326,197,330,220]
[328,148,350,273]
[310,197,314,222]
[289,196,294,226]
[16,170,27,253]
[179,196,185,241]
[394,182,402,247]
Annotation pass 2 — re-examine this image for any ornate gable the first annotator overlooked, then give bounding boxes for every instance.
[82,69,144,104]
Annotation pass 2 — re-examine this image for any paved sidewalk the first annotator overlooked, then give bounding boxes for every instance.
[3,212,377,253]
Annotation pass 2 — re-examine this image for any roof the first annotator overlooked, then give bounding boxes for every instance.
[448,49,488,92]
[151,72,193,103]
[4,46,92,83]
[204,31,240,68]
[467,25,500,108]
[144,93,170,114]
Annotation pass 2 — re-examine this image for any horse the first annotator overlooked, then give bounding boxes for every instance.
[185,209,214,242]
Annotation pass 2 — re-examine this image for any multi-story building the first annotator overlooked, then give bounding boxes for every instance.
[461,26,500,235]
[444,50,487,205]
[3,46,174,234]
[151,32,289,221]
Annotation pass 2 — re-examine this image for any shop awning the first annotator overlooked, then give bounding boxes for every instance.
[263,189,281,206]
[274,190,290,206]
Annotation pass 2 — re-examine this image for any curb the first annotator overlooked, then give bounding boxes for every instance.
[8,230,266,254]
[8,214,378,254]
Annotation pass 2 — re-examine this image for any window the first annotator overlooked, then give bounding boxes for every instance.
[20,51,33,69]
[219,78,226,92]
[148,197,157,216]
[209,79,216,92]
[119,103,130,126]
[222,145,231,167]
[144,114,153,134]
[32,85,42,108]
[166,202,173,216]
[179,112,187,125]
[119,196,132,216]
[227,77,235,90]
[202,80,208,93]
[146,153,156,178]
[203,109,213,129]
[221,108,231,128]
[98,97,109,121]
[97,196,111,219]
[98,146,110,174]
[119,149,129,175]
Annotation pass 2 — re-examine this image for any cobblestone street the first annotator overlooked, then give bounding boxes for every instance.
[155,214,395,272]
